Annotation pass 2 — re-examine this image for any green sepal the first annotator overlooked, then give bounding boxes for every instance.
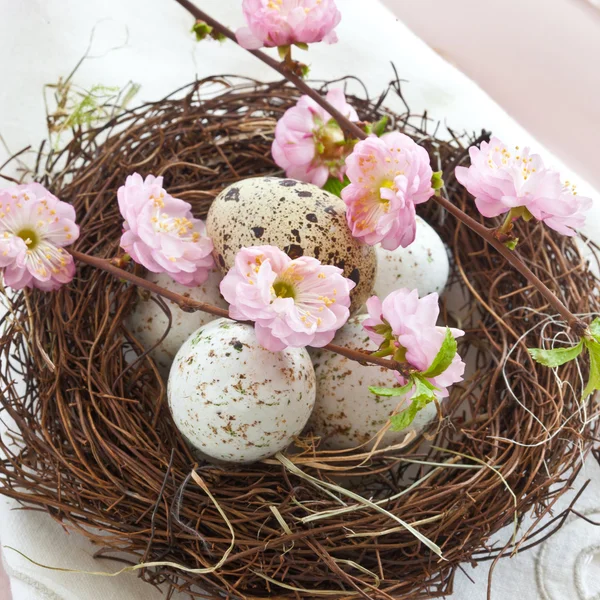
[294,42,309,51]
[504,238,519,250]
[528,341,584,368]
[323,175,350,198]
[431,171,444,194]
[371,345,395,358]
[191,21,213,41]
[278,45,291,60]
[421,328,457,378]
[372,115,389,137]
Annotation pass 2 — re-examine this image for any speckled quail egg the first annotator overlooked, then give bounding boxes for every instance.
[127,269,228,377]
[308,314,437,450]
[373,217,449,300]
[168,318,316,463]
[206,177,377,313]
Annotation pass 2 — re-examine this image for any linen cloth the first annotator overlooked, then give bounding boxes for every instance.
[0,1,598,598]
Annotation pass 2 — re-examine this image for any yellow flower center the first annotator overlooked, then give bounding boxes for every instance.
[17,228,39,250]
[272,279,296,299]
[379,179,395,204]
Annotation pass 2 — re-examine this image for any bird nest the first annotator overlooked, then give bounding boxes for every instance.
[0,77,598,599]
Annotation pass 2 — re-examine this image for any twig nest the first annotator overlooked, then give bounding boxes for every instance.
[126,269,227,376]
[309,314,437,450]
[373,217,449,300]
[168,318,316,463]
[206,177,376,313]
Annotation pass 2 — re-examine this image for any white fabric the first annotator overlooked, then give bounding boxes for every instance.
[0,1,598,598]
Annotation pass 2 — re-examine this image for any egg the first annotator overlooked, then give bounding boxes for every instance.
[373,217,449,300]
[206,177,377,313]
[168,318,316,463]
[127,269,228,377]
[309,314,437,450]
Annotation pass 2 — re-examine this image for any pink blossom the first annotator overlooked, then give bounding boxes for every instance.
[272,88,358,187]
[363,289,465,396]
[236,0,341,50]
[220,245,354,351]
[118,173,214,286]
[0,183,78,291]
[342,132,435,250]
[455,137,591,236]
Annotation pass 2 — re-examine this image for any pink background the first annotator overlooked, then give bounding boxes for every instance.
[384,0,600,189]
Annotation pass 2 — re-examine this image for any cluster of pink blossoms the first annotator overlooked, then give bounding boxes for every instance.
[342,133,436,250]
[236,0,341,50]
[220,245,354,351]
[456,137,591,236]
[118,174,214,286]
[0,183,79,291]
[363,289,465,397]
[272,88,358,187]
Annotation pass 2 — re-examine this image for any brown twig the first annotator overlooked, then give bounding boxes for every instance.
[71,249,410,374]
[172,0,588,338]
[173,0,366,140]
[433,194,589,336]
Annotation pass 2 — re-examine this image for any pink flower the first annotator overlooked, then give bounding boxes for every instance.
[272,88,358,187]
[0,183,78,291]
[363,289,465,396]
[220,245,354,351]
[236,0,341,50]
[118,173,214,286]
[455,137,591,236]
[342,132,435,250]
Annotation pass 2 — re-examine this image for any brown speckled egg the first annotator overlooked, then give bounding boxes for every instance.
[206,177,377,313]
[309,314,437,450]
[168,318,316,464]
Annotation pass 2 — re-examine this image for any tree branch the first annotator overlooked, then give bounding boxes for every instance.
[171,0,589,337]
[172,0,366,140]
[71,250,411,374]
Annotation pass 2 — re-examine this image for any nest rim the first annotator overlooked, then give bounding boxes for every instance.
[0,76,598,600]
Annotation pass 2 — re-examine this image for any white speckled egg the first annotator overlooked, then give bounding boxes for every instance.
[168,318,316,463]
[127,269,228,377]
[373,217,449,300]
[309,314,437,450]
[206,177,377,313]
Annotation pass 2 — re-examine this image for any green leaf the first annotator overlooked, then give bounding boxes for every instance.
[413,375,438,393]
[369,381,413,398]
[504,238,519,250]
[582,338,600,399]
[323,176,350,198]
[589,317,600,343]
[421,328,457,378]
[528,341,584,368]
[372,115,389,137]
[390,402,420,431]
[390,388,435,431]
